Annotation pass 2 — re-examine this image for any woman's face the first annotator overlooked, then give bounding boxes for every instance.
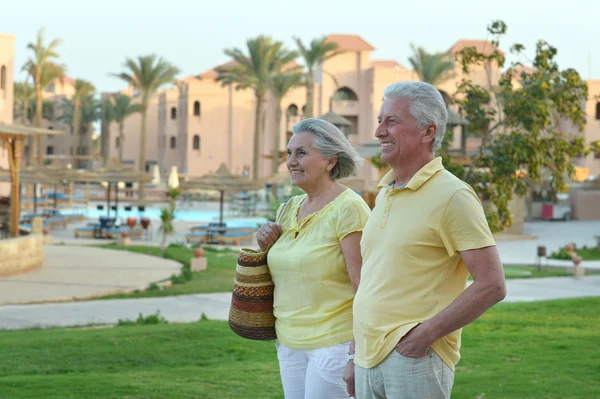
[286,131,334,190]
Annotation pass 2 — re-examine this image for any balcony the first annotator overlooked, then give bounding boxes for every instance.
[332,100,359,116]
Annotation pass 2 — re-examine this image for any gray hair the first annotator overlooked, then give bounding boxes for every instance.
[292,118,363,180]
[383,81,448,153]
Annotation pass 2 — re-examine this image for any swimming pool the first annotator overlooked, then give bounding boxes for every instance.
[63,206,268,228]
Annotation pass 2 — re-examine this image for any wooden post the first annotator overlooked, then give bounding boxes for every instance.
[68,183,73,207]
[6,138,24,237]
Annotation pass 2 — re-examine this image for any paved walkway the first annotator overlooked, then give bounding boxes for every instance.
[0,245,181,305]
[0,277,599,330]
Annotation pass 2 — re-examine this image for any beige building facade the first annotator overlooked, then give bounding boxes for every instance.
[0,33,15,195]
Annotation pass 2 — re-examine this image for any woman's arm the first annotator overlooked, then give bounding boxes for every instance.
[340,231,363,291]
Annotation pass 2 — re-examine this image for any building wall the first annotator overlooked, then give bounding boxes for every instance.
[583,80,600,178]
[0,33,15,196]
[107,88,161,170]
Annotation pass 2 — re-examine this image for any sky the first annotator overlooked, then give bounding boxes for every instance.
[3,0,600,93]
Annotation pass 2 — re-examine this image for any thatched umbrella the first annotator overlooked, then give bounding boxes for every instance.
[63,161,152,219]
[0,123,64,237]
[181,163,263,225]
[0,166,62,214]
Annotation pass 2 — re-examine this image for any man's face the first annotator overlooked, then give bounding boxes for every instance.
[375,97,433,165]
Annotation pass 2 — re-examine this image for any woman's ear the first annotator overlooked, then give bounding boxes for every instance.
[327,157,338,171]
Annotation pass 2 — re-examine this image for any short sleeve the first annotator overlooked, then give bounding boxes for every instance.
[439,188,496,256]
[332,197,371,241]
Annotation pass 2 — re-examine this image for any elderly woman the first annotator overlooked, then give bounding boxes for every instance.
[257,118,370,399]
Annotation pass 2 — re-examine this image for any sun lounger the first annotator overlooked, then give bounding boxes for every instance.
[104,227,143,239]
[74,226,97,238]
[185,231,210,244]
[215,231,255,246]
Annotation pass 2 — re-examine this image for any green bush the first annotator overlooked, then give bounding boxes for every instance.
[117,310,168,327]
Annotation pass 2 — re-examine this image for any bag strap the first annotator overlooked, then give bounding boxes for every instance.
[275,198,292,225]
[264,198,292,253]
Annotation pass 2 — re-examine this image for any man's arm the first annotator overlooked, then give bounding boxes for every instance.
[395,245,506,358]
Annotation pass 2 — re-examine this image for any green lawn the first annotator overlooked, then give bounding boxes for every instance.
[0,298,598,398]
[96,244,239,299]
[549,246,600,261]
[94,244,599,300]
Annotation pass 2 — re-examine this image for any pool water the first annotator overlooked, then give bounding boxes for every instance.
[64,206,267,228]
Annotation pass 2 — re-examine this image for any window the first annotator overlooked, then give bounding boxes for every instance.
[194,101,201,116]
[171,107,177,120]
[170,136,176,149]
[116,137,120,148]
[333,87,358,101]
[193,135,200,150]
[596,102,600,120]
[45,83,55,93]
[0,65,5,98]
[287,104,299,117]
[46,146,54,155]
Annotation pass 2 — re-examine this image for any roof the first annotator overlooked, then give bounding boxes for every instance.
[0,123,64,137]
[448,40,504,56]
[198,60,237,79]
[326,34,374,52]
[318,111,353,126]
[371,60,403,68]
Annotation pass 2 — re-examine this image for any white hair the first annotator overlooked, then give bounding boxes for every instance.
[292,118,363,180]
[383,81,448,152]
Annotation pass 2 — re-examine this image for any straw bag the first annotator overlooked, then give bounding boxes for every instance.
[228,200,290,340]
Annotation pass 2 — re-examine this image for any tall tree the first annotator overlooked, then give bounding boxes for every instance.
[294,36,342,118]
[269,71,304,174]
[408,44,455,86]
[13,81,35,124]
[22,27,65,164]
[71,80,95,168]
[112,55,179,199]
[444,21,589,232]
[60,94,99,168]
[217,36,297,180]
[99,97,115,166]
[111,93,142,164]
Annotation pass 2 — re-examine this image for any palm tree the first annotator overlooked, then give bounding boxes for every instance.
[14,81,35,124]
[22,27,65,164]
[269,71,304,174]
[408,44,455,86]
[99,97,115,166]
[112,55,179,199]
[111,93,142,164]
[217,36,297,180]
[60,94,99,168]
[71,80,95,168]
[294,36,342,118]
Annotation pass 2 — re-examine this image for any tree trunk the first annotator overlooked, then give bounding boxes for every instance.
[252,94,264,180]
[33,76,42,164]
[72,100,81,169]
[228,84,233,168]
[159,232,167,252]
[305,72,314,118]
[139,106,147,200]
[119,122,124,164]
[101,117,110,167]
[273,101,282,175]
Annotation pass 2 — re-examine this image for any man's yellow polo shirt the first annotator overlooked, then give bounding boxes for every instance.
[353,157,496,371]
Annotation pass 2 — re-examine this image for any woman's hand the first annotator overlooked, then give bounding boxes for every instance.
[256,222,283,251]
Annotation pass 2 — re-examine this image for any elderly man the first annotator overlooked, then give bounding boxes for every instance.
[349,81,506,399]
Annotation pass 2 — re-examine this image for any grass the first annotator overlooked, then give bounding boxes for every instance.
[95,244,239,299]
[92,244,600,300]
[0,298,598,398]
[549,246,600,261]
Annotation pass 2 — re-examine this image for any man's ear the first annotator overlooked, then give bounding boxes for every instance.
[423,124,437,145]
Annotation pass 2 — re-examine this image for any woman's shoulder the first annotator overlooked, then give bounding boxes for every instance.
[336,189,371,212]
